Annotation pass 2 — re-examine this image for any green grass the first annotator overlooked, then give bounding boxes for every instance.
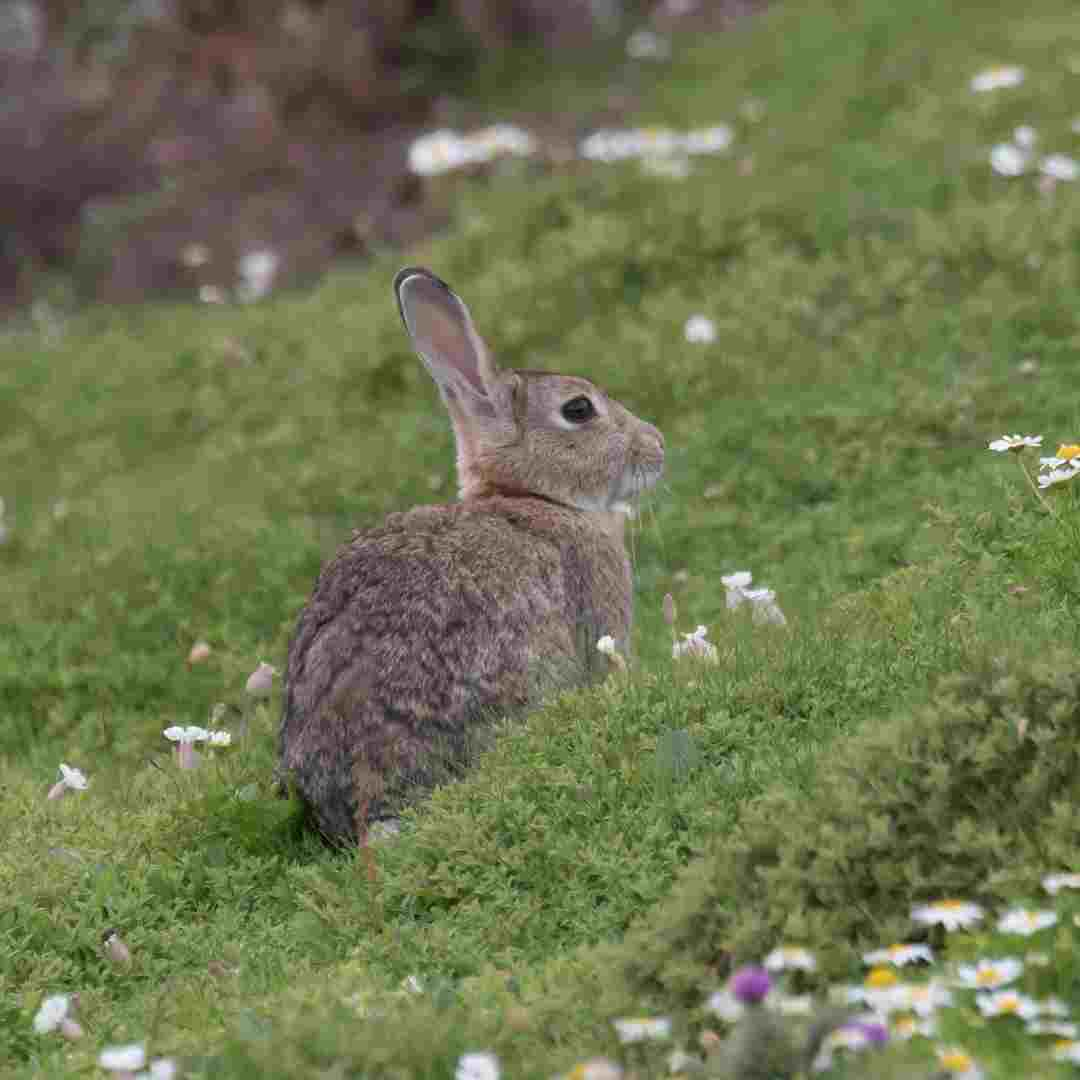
[3,0,1080,1075]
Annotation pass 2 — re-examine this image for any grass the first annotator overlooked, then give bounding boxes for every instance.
[3,0,1080,1075]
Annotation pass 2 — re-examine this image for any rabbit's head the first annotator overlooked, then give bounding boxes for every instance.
[395,268,664,511]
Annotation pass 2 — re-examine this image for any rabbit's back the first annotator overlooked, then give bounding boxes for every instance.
[280,495,630,840]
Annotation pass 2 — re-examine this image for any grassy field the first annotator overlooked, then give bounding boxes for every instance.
[4,0,1080,1075]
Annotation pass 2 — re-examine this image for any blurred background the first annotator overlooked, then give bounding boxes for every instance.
[0,0,754,314]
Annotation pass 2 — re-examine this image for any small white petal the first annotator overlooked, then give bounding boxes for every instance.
[720,571,753,590]
[683,315,717,344]
[1040,153,1080,182]
[455,1051,500,1080]
[970,65,1025,92]
[33,994,70,1033]
[58,763,88,790]
[99,1044,147,1072]
[990,143,1030,177]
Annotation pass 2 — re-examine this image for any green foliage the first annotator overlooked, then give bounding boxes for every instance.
[623,651,1080,997]
[4,0,1080,1075]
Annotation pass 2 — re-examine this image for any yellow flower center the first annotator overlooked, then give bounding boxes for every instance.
[1056,444,1080,461]
[866,967,898,988]
[975,969,998,986]
[999,996,1019,1013]
[937,899,966,910]
[940,1051,973,1071]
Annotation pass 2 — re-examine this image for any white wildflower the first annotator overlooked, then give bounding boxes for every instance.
[1040,154,1079,182]
[1053,1042,1080,1064]
[626,29,670,60]
[1038,463,1080,488]
[672,625,718,662]
[100,1044,147,1072]
[976,989,1040,1019]
[1027,1021,1078,1038]
[987,434,1042,452]
[1043,872,1080,895]
[33,995,70,1033]
[48,763,88,800]
[1013,125,1038,149]
[613,1016,672,1043]
[970,65,1025,92]
[455,1051,500,1080]
[990,143,1030,177]
[954,957,1023,989]
[764,946,816,972]
[997,908,1058,935]
[683,315,717,344]
[207,730,232,747]
[704,988,744,1022]
[236,249,279,303]
[911,899,984,930]
[863,943,934,967]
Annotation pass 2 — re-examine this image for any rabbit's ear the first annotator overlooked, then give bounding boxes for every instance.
[394,268,505,420]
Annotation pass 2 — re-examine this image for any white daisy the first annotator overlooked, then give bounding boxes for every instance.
[997,908,1058,935]
[626,29,671,61]
[1027,1021,1078,1038]
[911,899,984,930]
[1042,872,1080,896]
[976,989,1040,1020]
[672,625,718,663]
[863,943,934,967]
[936,1047,984,1079]
[763,946,816,972]
[33,995,70,1034]
[953,957,1023,989]
[1038,463,1080,489]
[683,315,717,344]
[892,1014,936,1040]
[704,988,744,1022]
[455,1051,500,1080]
[1040,154,1080,182]
[900,980,954,1018]
[162,725,210,743]
[99,1044,147,1072]
[970,65,1025,92]
[720,571,753,591]
[1013,125,1038,149]
[1053,1042,1080,1064]
[612,1017,672,1043]
[987,434,1043,452]
[990,143,1030,177]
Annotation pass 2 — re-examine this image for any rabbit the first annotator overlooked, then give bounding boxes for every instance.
[279,267,664,844]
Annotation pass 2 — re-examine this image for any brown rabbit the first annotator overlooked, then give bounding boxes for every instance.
[279,268,664,843]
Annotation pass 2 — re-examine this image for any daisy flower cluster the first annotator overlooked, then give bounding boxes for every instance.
[406,121,737,177]
[408,125,537,177]
[969,65,1080,186]
[652,873,1080,1077]
[987,432,1080,522]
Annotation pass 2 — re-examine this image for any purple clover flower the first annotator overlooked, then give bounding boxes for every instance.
[729,965,772,1004]
[850,1021,889,1046]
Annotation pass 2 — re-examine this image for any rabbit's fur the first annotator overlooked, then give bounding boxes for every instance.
[279,268,664,843]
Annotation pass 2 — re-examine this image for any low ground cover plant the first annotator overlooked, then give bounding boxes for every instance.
[4,0,1080,1075]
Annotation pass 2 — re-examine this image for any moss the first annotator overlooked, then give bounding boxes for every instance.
[624,652,1080,1002]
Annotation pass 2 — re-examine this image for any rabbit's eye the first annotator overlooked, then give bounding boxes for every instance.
[561,396,596,424]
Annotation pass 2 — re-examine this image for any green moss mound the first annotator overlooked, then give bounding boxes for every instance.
[625,651,1080,999]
